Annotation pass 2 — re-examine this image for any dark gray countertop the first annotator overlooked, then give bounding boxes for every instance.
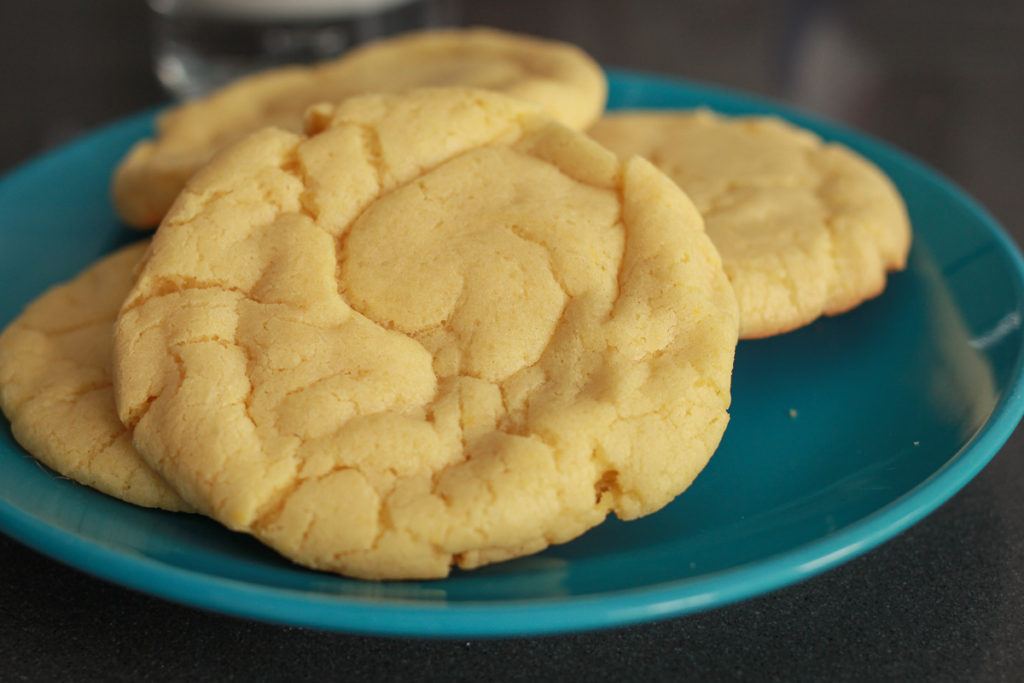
[2,0,1023,679]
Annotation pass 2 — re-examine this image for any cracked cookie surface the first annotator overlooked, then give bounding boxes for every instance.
[112,27,608,229]
[0,242,191,511]
[589,110,912,338]
[114,88,738,580]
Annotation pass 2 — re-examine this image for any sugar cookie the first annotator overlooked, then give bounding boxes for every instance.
[589,110,911,338]
[112,27,608,228]
[114,89,738,579]
[0,242,191,511]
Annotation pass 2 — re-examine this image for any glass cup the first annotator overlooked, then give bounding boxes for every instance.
[147,0,456,99]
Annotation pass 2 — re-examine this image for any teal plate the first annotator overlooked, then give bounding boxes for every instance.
[2,70,1023,637]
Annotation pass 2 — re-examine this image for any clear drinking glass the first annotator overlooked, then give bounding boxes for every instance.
[147,0,455,99]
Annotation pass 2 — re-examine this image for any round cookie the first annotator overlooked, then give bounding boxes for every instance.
[588,109,912,338]
[114,88,738,580]
[0,242,191,512]
[112,26,608,229]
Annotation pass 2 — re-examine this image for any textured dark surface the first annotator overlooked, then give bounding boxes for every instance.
[2,0,1023,679]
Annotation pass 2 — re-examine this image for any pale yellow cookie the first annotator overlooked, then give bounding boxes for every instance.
[0,243,191,512]
[589,110,912,338]
[114,88,738,580]
[112,27,608,228]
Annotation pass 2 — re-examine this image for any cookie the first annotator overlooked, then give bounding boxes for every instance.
[0,242,191,512]
[114,88,738,579]
[112,27,608,228]
[588,110,912,338]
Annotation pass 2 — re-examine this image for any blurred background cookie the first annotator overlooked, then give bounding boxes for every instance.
[112,26,607,229]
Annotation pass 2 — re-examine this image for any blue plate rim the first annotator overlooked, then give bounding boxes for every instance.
[1,69,1023,638]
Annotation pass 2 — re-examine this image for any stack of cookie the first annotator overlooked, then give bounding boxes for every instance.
[0,28,909,580]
